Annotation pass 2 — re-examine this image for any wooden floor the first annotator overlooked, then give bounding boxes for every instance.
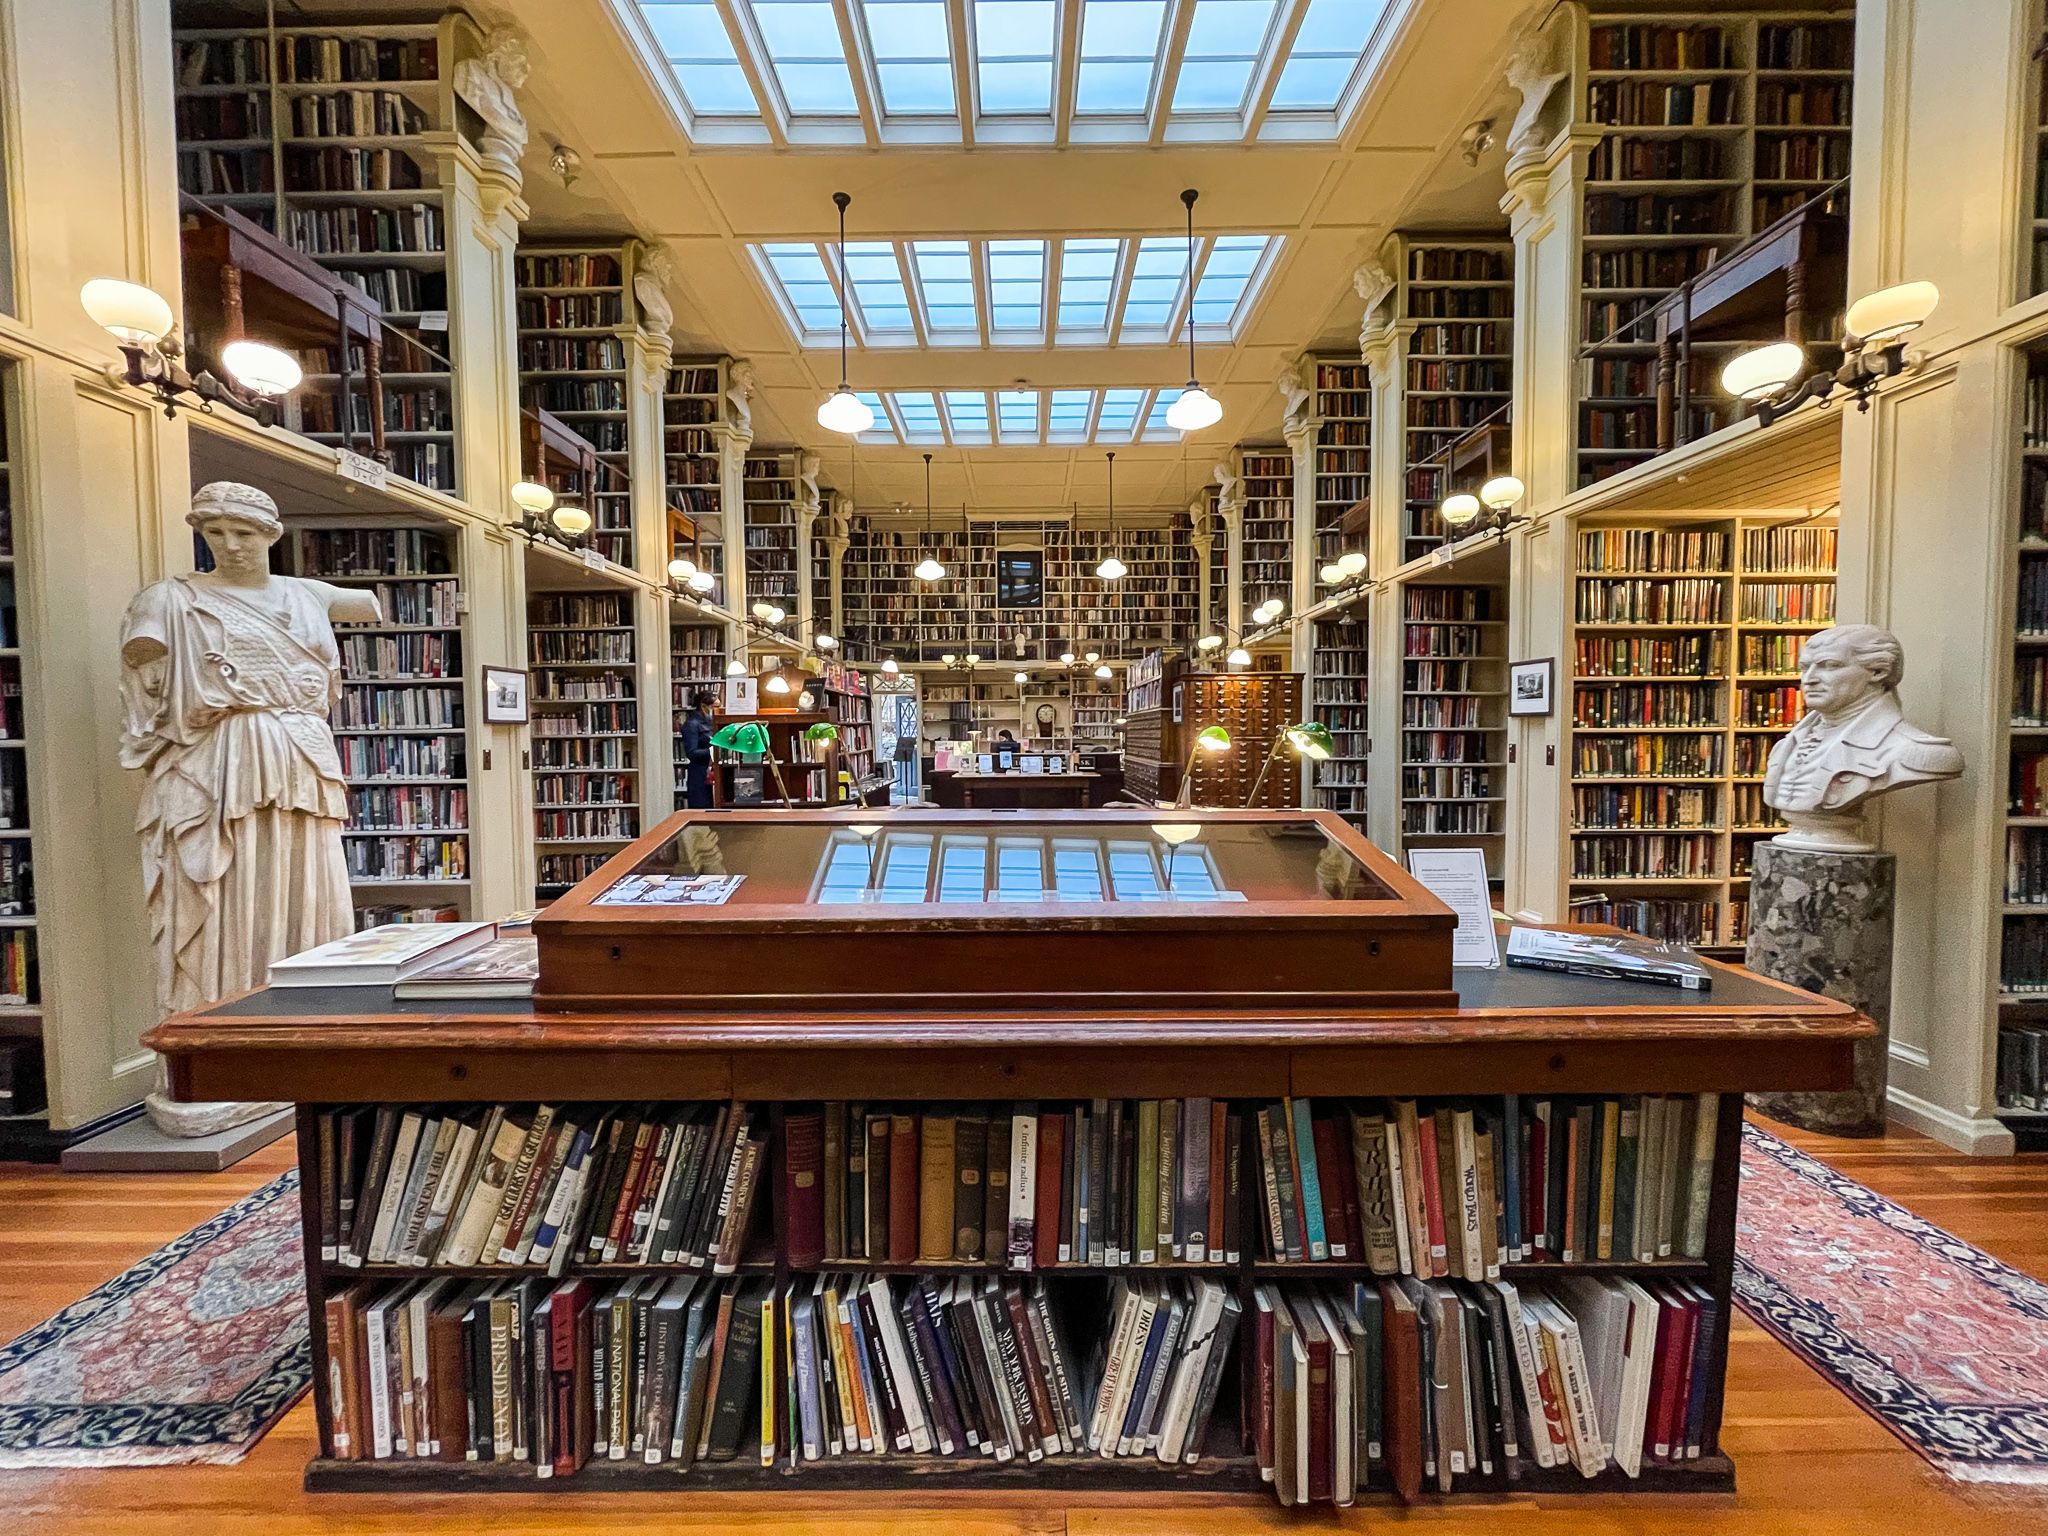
[3,1118,2045,1534]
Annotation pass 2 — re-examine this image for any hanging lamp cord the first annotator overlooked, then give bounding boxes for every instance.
[835,190,852,393]
[1182,187,1200,387]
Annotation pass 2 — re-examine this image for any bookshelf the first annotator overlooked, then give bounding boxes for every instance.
[529,587,640,901]
[665,360,726,604]
[1070,675,1121,756]
[2000,361,2048,1114]
[1238,451,1294,617]
[0,366,42,1097]
[1395,241,1513,562]
[2027,0,2048,298]
[818,662,876,792]
[1569,7,1856,487]
[1400,582,1508,878]
[743,452,800,613]
[1309,605,1369,831]
[173,18,467,496]
[516,246,635,567]
[842,519,989,661]
[1568,515,1837,951]
[1051,525,1198,655]
[299,524,470,927]
[1310,359,1370,587]
[669,619,726,800]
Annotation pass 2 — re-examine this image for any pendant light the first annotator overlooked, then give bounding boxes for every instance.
[816,191,875,436]
[914,453,946,582]
[1095,452,1128,581]
[1165,189,1224,434]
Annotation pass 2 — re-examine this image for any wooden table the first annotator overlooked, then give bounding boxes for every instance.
[926,769,1105,809]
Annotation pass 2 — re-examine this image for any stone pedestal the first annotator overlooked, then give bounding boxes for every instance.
[1745,840,1895,1136]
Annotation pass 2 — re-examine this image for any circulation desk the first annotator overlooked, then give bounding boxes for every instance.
[925,768,1109,809]
[146,809,1869,1502]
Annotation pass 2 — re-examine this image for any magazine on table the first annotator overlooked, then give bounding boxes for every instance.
[1504,927,1713,991]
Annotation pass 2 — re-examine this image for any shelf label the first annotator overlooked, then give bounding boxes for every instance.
[581,548,607,572]
[415,310,449,333]
[335,449,389,491]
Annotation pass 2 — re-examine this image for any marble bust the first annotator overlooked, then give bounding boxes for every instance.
[119,482,380,1134]
[453,29,530,173]
[1763,624,1964,854]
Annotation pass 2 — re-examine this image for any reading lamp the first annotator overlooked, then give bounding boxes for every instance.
[82,277,302,428]
[710,720,794,807]
[1245,721,1335,807]
[1720,280,1939,428]
[1174,725,1232,809]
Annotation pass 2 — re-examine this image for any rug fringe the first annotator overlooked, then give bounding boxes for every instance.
[1935,1462,2048,1486]
[0,1442,261,1469]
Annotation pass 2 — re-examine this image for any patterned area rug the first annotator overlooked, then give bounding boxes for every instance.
[1737,1123,2048,1483]
[0,1171,309,1467]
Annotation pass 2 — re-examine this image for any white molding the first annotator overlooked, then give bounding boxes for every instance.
[1884,1085,2016,1157]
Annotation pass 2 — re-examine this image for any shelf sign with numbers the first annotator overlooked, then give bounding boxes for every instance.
[581,547,607,572]
[335,449,389,491]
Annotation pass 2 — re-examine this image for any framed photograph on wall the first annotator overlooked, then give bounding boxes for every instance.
[1509,658,1555,717]
[483,666,529,724]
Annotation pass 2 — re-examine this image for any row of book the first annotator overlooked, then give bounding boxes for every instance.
[1574,785,1717,832]
[516,293,624,329]
[2005,827,2048,908]
[518,336,624,371]
[1584,191,1732,239]
[333,686,460,731]
[349,785,467,832]
[275,34,439,84]
[1740,583,1834,622]
[1404,804,1496,836]
[338,633,456,679]
[1570,834,1719,882]
[1579,528,1730,575]
[334,577,458,627]
[1573,682,1722,728]
[1570,898,1719,948]
[532,592,632,627]
[288,202,442,257]
[537,809,638,843]
[1576,578,1727,626]
[1587,135,1726,182]
[515,253,621,288]
[1576,634,1723,677]
[1253,1272,1722,1504]
[1587,81,1734,131]
[1736,687,1804,729]
[1572,732,1723,778]
[1405,660,1486,692]
[1407,288,1512,320]
[1408,248,1508,282]
[1587,23,1728,71]
[0,840,31,916]
[1730,785,1780,830]
[1405,698,1485,730]
[1403,766,1494,799]
[530,633,633,664]
[537,851,608,889]
[533,716,637,752]
[299,387,452,437]
[2011,750,2048,817]
[1997,1023,2048,1109]
[282,146,424,194]
[344,835,467,884]
[2002,914,2048,996]
[522,379,626,414]
[284,89,431,141]
[1402,730,1491,762]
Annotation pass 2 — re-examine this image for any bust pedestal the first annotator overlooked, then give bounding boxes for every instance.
[1745,840,1895,1136]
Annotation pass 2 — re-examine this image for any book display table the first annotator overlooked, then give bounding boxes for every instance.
[146,811,1869,1502]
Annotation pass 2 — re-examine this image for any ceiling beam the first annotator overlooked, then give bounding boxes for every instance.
[1054,0,1083,147]
[711,0,790,148]
[947,0,977,147]
[830,0,886,147]
[1246,0,1313,141]
[1149,0,1198,147]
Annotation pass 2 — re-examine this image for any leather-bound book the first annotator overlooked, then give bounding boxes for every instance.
[953,1109,987,1262]
[783,1109,826,1270]
[917,1111,954,1262]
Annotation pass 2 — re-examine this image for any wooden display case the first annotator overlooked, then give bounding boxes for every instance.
[531,809,1457,1014]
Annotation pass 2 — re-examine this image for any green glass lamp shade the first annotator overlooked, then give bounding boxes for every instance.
[1195,725,1231,752]
[1283,722,1336,761]
[710,721,770,755]
[803,722,840,743]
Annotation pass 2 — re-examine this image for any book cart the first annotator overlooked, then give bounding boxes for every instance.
[148,810,1867,1502]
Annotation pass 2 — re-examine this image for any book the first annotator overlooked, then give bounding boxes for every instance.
[392,935,539,998]
[270,920,496,987]
[1505,927,1712,990]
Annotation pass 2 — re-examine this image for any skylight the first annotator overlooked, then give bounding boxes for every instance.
[1141,393,1179,439]
[841,242,915,335]
[638,0,758,117]
[986,240,1047,332]
[907,241,977,335]
[894,391,944,439]
[1120,237,1187,331]
[1057,238,1119,331]
[1172,0,1277,114]
[865,388,1214,445]
[1093,389,1145,437]
[760,243,844,331]
[854,391,895,440]
[943,390,992,441]
[863,0,956,115]
[974,0,1057,115]
[1270,0,1389,112]
[1047,389,1095,437]
[997,390,1040,440]
[1076,0,1167,115]
[752,0,860,115]
[1190,235,1271,327]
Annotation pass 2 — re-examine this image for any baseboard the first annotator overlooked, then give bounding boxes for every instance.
[0,1100,144,1164]
[1885,1086,2016,1156]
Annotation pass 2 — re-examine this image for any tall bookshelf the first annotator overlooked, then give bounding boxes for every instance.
[669,618,726,800]
[1400,583,1507,877]
[1999,360,2048,1116]
[173,18,466,495]
[1054,525,1198,655]
[818,661,875,792]
[1570,6,1856,487]
[1310,360,1370,590]
[843,519,996,662]
[665,360,726,603]
[302,524,470,927]
[529,587,640,902]
[743,452,800,613]
[810,529,836,641]
[1397,240,1513,562]
[1568,515,1836,950]
[1070,674,1122,755]
[0,365,42,1108]
[1238,451,1293,616]
[2026,0,2048,298]
[1308,604,1369,831]
[516,247,634,566]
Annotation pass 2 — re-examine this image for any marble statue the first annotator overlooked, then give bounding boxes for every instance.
[726,358,756,438]
[119,482,380,1135]
[1276,358,1312,436]
[1212,459,1243,521]
[1352,259,1395,320]
[796,451,822,516]
[1504,23,1570,160]
[634,243,675,340]
[1762,624,1964,854]
[826,491,854,545]
[454,29,530,172]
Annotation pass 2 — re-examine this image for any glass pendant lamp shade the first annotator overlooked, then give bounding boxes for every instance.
[668,557,696,581]
[914,555,946,581]
[941,653,958,666]
[767,605,787,625]
[511,480,555,515]
[1721,342,1805,402]
[1014,671,1028,684]
[1226,646,1251,667]
[688,569,715,592]
[550,504,593,537]
[1337,551,1367,578]
[1096,554,1128,581]
[814,632,837,650]
[1479,475,1524,511]
[1059,651,1077,665]
[221,339,302,397]
[1197,634,1223,651]
[726,659,747,676]
[881,656,900,674]
[80,278,173,344]
[1845,280,1939,343]
[1438,493,1481,528]
[765,673,791,695]
[1319,562,1342,584]
[1093,663,1113,679]
[1165,384,1223,433]
[817,386,874,435]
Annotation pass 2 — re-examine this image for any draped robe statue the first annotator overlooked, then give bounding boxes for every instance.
[120,481,379,1135]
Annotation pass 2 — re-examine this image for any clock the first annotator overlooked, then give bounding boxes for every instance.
[1035,703,1058,729]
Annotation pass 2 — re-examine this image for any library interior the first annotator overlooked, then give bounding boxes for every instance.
[2,1,2047,1532]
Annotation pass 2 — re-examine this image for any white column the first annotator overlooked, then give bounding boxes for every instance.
[1284,416,1316,676]
[1218,452,1245,639]
[719,419,754,619]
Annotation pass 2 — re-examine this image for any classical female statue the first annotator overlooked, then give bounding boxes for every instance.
[119,482,379,1133]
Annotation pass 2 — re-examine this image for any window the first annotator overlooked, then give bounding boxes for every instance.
[973,0,1057,114]
[1269,0,1390,112]
[943,390,991,441]
[1171,0,1277,115]
[997,390,1039,440]
[1056,238,1120,330]
[998,550,1045,607]
[1191,236,1271,327]
[1120,237,1187,331]
[863,0,957,115]
[639,0,761,116]
[909,240,979,334]
[986,239,1047,333]
[841,241,915,335]
[752,0,861,114]
[1075,0,1168,115]
[760,243,846,333]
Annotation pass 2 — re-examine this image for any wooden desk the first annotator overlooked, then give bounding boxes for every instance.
[926,769,1103,809]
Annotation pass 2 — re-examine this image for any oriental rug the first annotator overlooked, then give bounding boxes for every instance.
[1736,1123,2048,1483]
[0,1169,308,1466]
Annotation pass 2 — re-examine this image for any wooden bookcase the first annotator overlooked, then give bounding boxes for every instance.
[1998,357,2048,1119]
[0,364,43,1115]
[1567,514,1836,952]
[742,452,800,614]
[515,246,636,567]
[172,16,470,496]
[2028,0,2048,299]
[665,359,726,605]
[668,619,726,800]
[1309,603,1370,832]
[1238,452,1294,618]
[1310,359,1370,591]
[298,523,471,926]
[1569,6,1856,488]
[1069,675,1121,756]
[1400,579,1508,879]
[1395,240,1513,563]
[818,662,876,788]
[529,587,640,901]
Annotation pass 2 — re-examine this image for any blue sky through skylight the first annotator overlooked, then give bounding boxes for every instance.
[638,0,758,116]
[997,390,1040,440]
[863,0,956,114]
[1269,0,1388,111]
[1094,389,1144,437]
[1056,239,1119,330]
[1190,236,1270,327]
[986,240,1047,332]
[1076,0,1167,114]
[842,242,915,334]
[752,0,860,114]
[1172,0,1277,114]
[944,390,992,441]
[761,243,844,331]
[973,0,1057,114]
[1120,237,1187,331]
[909,241,978,334]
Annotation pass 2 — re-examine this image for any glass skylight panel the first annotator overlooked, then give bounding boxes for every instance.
[1120,237,1187,330]
[997,390,1040,441]
[841,241,915,334]
[943,390,992,441]
[1141,393,1179,437]
[815,838,872,902]
[1056,238,1119,330]
[1107,842,1165,900]
[1269,0,1387,111]
[995,839,1046,899]
[908,241,979,334]
[1047,389,1095,436]
[862,0,957,115]
[1190,235,1270,327]
[1075,0,1167,114]
[751,1,860,115]
[1172,0,1276,113]
[877,834,934,901]
[1094,388,1144,436]
[1050,840,1105,900]
[986,239,1046,332]
[974,0,1057,114]
[938,836,990,901]
[892,391,944,437]
[637,1,760,117]
[761,243,844,333]
[854,391,895,438]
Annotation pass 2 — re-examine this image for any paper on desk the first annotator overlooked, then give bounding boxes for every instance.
[1405,848,1500,969]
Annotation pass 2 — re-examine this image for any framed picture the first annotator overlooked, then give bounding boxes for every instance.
[1509,658,1555,717]
[483,666,529,724]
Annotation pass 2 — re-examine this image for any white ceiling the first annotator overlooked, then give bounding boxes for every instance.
[475,0,1529,512]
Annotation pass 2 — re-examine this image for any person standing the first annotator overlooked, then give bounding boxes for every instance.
[681,689,718,808]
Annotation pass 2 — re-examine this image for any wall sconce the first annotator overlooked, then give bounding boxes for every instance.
[83,278,302,427]
[667,556,716,597]
[1721,280,1940,429]
[1438,475,1527,542]
[508,478,591,550]
[1319,550,1369,588]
